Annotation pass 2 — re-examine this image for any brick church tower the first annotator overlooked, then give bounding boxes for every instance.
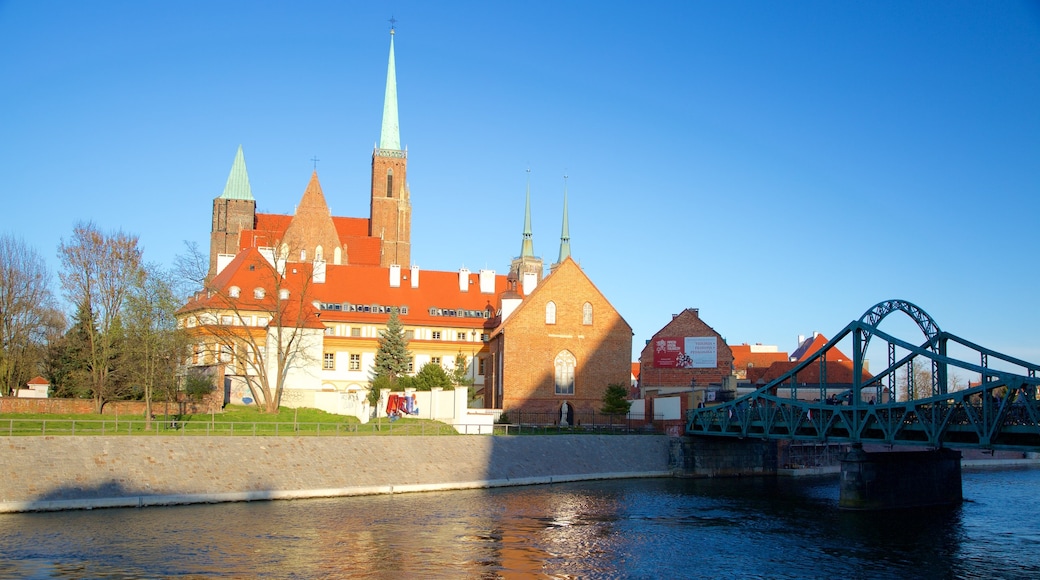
[369,27,411,268]
[209,145,256,279]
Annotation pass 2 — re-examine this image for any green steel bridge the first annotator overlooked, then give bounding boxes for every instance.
[686,300,1040,451]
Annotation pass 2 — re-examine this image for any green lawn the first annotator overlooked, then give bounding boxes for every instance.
[0,405,459,436]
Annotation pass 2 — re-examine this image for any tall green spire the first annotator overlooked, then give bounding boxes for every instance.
[379,28,401,151]
[557,175,571,264]
[520,168,534,258]
[220,144,254,201]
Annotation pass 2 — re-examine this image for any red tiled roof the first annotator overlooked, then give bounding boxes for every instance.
[184,248,510,330]
[631,362,640,379]
[27,376,49,385]
[790,334,851,363]
[757,360,873,384]
[239,213,382,266]
[730,344,789,371]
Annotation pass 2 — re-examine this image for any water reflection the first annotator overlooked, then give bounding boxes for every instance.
[1,470,1038,579]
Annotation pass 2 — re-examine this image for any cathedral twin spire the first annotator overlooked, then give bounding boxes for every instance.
[516,171,574,275]
[379,27,401,151]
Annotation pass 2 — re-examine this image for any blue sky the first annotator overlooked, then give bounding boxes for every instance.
[2,1,1038,366]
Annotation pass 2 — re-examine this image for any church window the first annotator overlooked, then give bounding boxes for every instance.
[300,249,307,261]
[545,301,557,325]
[386,168,394,198]
[582,302,593,325]
[554,351,576,395]
[315,245,323,261]
[254,287,265,299]
[323,352,335,370]
[333,246,342,265]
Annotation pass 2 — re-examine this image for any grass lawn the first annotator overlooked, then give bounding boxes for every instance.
[0,404,459,436]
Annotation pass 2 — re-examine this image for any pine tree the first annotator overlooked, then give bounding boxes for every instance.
[370,307,411,384]
[601,383,632,416]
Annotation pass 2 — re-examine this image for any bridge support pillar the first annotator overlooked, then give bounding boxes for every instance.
[839,445,962,510]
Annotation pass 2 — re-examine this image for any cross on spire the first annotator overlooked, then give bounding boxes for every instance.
[389,15,397,33]
[311,156,320,171]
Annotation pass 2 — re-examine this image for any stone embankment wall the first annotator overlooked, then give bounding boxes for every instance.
[0,435,671,513]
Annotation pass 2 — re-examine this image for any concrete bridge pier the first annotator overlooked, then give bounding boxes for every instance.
[839,445,962,510]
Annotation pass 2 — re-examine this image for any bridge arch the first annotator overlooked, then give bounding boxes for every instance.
[857,299,942,363]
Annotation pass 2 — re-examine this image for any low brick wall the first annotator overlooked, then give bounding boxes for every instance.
[0,435,672,513]
[0,395,221,416]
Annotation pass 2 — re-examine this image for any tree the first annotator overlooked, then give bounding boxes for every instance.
[449,352,476,403]
[44,299,93,398]
[412,362,452,391]
[57,223,143,412]
[370,307,411,384]
[124,264,190,427]
[601,383,632,416]
[181,247,322,413]
[0,235,61,396]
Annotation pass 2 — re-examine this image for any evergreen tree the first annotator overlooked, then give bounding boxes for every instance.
[412,362,452,391]
[601,383,632,416]
[370,307,411,384]
[45,300,94,399]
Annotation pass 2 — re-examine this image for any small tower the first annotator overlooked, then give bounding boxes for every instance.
[509,169,544,292]
[370,25,412,268]
[551,175,572,272]
[209,145,256,279]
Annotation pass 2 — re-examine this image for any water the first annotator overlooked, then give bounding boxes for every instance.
[1,468,1038,579]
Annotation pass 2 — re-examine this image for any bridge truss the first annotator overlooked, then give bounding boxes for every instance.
[686,300,1040,451]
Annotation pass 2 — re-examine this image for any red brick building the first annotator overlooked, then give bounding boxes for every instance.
[638,308,734,396]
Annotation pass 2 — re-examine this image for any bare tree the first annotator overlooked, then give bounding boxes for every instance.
[125,264,189,428]
[0,235,60,395]
[181,247,322,413]
[57,222,143,413]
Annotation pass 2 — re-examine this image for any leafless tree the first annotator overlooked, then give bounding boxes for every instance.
[57,222,143,413]
[0,234,61,395]
[183,246,321,413]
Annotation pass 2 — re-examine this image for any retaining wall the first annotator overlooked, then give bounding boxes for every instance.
[0,434,672,513]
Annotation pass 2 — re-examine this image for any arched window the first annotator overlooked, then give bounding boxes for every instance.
[554,350,576,395]
[253,287,266,299]
[582,302,593,325]
[333,246,342,265]
[386,168,394,198]
[300,249,307,261]
[315,245,323,261]
[228,286,240,298]
[545,301,557,325]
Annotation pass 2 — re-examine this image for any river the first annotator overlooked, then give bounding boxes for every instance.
[1,467,1038,579]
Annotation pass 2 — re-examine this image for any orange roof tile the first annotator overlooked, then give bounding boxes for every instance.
[730,344,789,371]
[790,334,852,363]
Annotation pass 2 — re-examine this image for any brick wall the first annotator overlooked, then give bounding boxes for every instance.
[639,308,735,390]
[497,259,632,415]
[0,391,222,416]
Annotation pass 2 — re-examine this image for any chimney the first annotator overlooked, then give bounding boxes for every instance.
[389,264,401,288]
[479,269,496,293]
[459,268,470,292]
[410,265,419,288]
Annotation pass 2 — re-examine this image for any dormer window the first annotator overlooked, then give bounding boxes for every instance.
[254,287,265,299]
[228,286,240,298]
[279,288,290,300]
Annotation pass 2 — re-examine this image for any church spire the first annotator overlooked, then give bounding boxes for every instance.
[379,25,401,151]
[220,145,254,201]
[556,175,571,265]
[519,168,534,258]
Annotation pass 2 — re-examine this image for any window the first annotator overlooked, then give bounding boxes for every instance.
[315,245,323,261]
[432,331,441,340]
[254,287,265,299]
[405,330,414,340]
[407,357,414,373]
[220,315,233,325]
[351,327,361,337]
[554,351,576,395]
[192,344,201,365]
[582,302,593,325]
[545,301,557,324]
[457,332,466,341]
[349,354,361,371]
[228,286,240,298]
[220,344,233,363]
[300,249,307,261]
[386,168,393,198]
[257,316,268,327]
[323,353,335,370]
[431,356,441,366]
[324,327,334,336]
[477,357,486,376]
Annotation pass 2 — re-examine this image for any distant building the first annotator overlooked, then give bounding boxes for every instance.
[638,308,734,400]
[179,28,630,416]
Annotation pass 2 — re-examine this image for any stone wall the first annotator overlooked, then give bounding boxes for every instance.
[0,434,672,513]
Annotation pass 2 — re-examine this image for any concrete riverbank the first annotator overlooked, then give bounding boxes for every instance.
[0,435,672,513]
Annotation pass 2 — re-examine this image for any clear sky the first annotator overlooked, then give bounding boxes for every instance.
[2,1,1038,366]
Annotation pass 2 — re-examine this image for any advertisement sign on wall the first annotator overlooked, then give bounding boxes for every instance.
[653,336,717,369]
